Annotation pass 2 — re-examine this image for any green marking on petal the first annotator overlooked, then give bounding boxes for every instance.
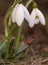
[35,15,39,19]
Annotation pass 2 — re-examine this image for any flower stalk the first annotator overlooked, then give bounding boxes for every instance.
[14,0,34,54]
[15,25,22,53]
[25,0,34,8]
[4,0,16,59]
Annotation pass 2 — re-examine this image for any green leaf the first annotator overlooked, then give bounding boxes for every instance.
[16,42,29,56]
[0,42,6,51]
[0,41,6,57]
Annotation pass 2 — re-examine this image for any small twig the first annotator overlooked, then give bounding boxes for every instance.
[41,58,48,63]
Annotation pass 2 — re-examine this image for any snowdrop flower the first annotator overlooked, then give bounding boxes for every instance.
[12,4,31,26]
[29,3,45,28]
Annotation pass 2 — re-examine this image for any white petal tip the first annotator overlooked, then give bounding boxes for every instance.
[36,8,46,26]
[29,23,34,28]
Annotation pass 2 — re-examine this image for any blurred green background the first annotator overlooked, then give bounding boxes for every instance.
[0,0,48,34]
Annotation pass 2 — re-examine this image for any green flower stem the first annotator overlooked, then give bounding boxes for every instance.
[25,0,34,8]
[4,0,17,59]
[5,0,17,58]
[4,7,13,58]
[4,12,9,38]
[15,25,22,53]
[5,18,12,59]
[5,14,16,59]
[14,0,34,54]
[8,24,16,34]
[4,0,17,38]
[5,35,11,59]
[4,7,13,38]
[8,16,12,26]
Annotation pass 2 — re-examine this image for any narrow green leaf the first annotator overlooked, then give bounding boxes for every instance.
[16,42,29,55]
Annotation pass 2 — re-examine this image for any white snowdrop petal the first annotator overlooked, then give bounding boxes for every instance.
[15,5,24,26]
[29,22,35,28]
[12,4,19,23]
[35,18,39,24]
[29,9,36,28]
[31,9,36,20]
[21,4,31,23]
[36,8,45,25]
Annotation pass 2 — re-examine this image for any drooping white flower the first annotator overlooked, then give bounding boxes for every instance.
[12,4,31,26]
[29,8,45,28]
